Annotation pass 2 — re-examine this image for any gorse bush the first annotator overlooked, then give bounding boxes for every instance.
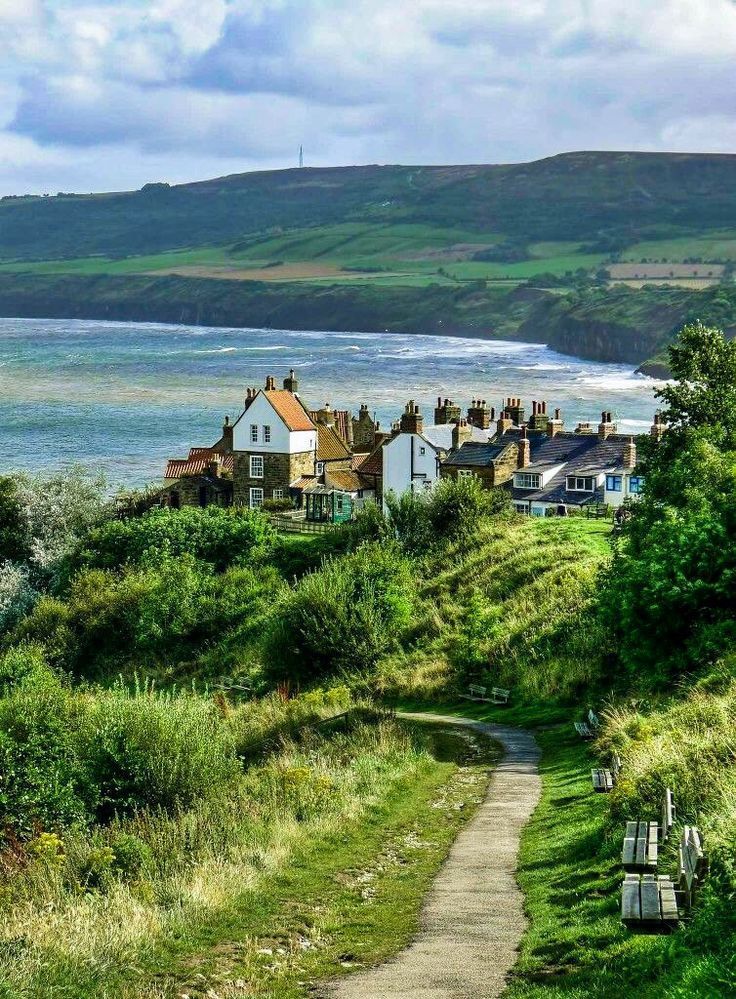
[74,505,274,574]
[266,543,414,683]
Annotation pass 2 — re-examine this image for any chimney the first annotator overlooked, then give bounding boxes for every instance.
[244,386,259,409]
[265,375,276,391]
[598,410,617,440]
[650,412,666,441]
[283,368,298,393]
[434,396,462,425]
[517,426,531,468]
[452,418,473,450]
[399,400,423,434]
[221,415,234,452]
[547,408,564,437]
[623,436,637,469]
[496,409,514,435]
[505,396,525,427]
[467,398,491,430]
[529,399,550,433]
[315,402,334,427]
[207,456,223,479]
[575,421,595,434]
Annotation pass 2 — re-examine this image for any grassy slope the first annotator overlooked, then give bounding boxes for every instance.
[0,720,498,999]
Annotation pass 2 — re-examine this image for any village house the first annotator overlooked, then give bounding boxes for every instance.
[162,370,377,521]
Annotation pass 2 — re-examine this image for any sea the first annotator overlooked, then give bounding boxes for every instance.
[0,317,664,488]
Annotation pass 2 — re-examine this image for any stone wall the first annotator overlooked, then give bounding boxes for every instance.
[233,450,314,505]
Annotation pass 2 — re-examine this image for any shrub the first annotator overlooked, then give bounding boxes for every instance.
[426,476,504,540]
[0,673,92,839]
[77,682,240,822]
[384,490,431,553]
[74,506,274,574]
[266,543,414,683]
[0,561,37,635]
[108,832,152,879]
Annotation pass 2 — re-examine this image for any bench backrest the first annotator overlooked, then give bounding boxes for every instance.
[491,687,510,697]
[588,709,600,728]
[678,825,705,905]
[611,752,622,775]
[661,787,676,841]
[469,684,487,696]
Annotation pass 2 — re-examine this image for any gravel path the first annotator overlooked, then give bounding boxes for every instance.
[322,713,541,999]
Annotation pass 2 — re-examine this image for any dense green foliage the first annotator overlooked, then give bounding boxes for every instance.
[603,324,736,679]
[74,505,274,573]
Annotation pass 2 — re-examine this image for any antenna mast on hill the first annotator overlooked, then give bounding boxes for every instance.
[298,145,304,168]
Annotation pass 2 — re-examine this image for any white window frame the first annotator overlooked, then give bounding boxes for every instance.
[249,487,264,508]
[515,472,541,489]
[315,461,324,474]
[457,469,474,478]
[250,455,264,478]
[250,424,258,444]
[567,475,595,492]
[272,488,284,500]
[513,502,529,514]
[263,425,271,443]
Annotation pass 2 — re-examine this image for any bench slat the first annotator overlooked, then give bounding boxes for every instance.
[622,874,641,923]
[640,874,661,921]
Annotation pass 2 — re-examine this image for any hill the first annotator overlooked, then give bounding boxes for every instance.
[4,151,736,368]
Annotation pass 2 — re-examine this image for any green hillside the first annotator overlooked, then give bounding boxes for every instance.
[4,151,736,369]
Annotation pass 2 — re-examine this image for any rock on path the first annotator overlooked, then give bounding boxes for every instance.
[322,713,541,999]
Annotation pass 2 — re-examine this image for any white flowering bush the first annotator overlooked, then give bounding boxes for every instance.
[0,561,38,634]
[13,466,112,586]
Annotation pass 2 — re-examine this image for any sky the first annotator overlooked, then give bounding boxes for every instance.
[1,0,735,196]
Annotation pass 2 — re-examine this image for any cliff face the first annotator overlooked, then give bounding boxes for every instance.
[1,272,735,377]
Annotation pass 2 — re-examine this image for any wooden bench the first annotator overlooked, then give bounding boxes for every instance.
[622,825,705,933]
[460,683,490,702]
[574,709,601,739]
[622,788,676,872]
[592,752,621,793]
[489,686,510,705]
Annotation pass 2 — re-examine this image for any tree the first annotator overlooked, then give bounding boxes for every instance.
[602,323,736,679]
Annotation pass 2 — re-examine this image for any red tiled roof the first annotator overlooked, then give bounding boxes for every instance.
[358,443,384,478]
[317,423,351,461]
[266,389,316,431]
[310,408,352,445]
[165,451,233,480]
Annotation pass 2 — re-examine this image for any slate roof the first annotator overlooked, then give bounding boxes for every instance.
[508,432,632,506]
[443,441,513,467]
[422,424,492,450]
[316,423,352,461]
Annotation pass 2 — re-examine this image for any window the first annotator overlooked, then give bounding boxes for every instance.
[272,488,284,500]
[419,446,426,455]
[567,476,595,492]
[250,424,258,444]
[516,472,541,489]
[315,461,324,474]
[249,487,264,508]
[606,474,622,492]
[513,502,528,514]
[250,455,264,478]
[457,469,473,478]
[263,425,271,443]
[629,476,644,494]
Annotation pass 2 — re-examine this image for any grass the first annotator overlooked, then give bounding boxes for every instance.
[0,717,499,999]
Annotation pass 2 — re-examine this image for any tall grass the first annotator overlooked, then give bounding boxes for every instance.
[0,717,425,998]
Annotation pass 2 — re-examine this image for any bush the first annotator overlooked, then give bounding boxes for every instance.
[0,561,37,635]
[74,506,274,574]
[77,682,240,822]
[0,671,92,840]
[266,543,414,683]
[426,476,505,540]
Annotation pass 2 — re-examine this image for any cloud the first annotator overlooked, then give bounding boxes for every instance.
[2,0,736,195]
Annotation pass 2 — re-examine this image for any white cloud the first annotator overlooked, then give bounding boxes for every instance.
[2,0,736,195]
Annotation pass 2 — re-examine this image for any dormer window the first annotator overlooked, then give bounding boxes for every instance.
[250,424,258,444]
[516,472,541,489]
[567,476,595,492]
